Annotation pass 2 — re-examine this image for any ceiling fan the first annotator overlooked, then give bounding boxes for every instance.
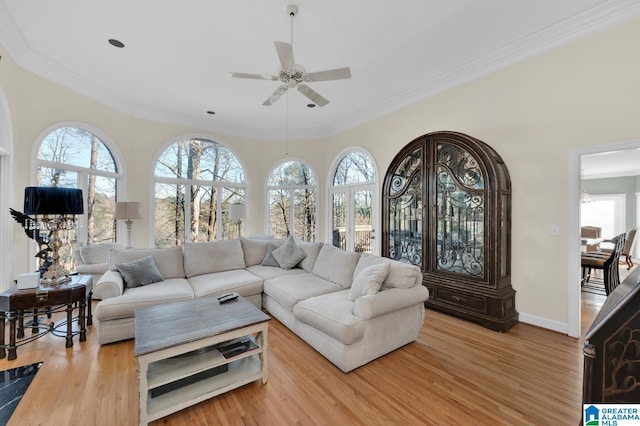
[231,4,351,107]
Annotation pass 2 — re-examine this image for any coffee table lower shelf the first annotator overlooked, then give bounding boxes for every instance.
[147,355,262,420]
[137,322,268,425]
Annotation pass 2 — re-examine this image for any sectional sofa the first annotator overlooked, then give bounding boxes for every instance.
[93,237,428,372]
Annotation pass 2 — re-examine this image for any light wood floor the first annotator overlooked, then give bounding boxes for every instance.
[0,273,621,426]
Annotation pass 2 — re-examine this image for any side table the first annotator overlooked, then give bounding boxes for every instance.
[0,274,93,360]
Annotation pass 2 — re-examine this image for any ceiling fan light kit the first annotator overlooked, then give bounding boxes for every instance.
[231,4,351,107]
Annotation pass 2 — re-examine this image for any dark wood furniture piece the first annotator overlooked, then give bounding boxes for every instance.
[135,295,270,425]
[583,266,640,405]
[382,131,517,331]
[0,274,92,360]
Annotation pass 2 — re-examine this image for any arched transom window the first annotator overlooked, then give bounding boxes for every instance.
[267,160,317,241]
[154,137,246,247]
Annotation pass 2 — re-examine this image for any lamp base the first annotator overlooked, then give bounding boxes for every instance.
[41,263,72,286]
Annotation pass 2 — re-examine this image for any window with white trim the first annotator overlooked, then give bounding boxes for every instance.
[330,150,377,253]
[581,193,626,240]
[154,137,246,247]
[35,126,122,269]
[36,126,121,244]
[267,160,317,241]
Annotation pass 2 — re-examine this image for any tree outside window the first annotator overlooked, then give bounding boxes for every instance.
[268,160,317,242]
[330,151,377,253]
[154,138,246,247]
[36,126,121,269]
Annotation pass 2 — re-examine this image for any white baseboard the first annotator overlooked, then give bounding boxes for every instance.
[518,312,569,335]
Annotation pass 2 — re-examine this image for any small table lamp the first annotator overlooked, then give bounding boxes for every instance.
[115,201,142,248]
[23,186,84,285]
[229,203,247,238]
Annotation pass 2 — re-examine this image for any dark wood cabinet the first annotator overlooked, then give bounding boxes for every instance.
[382,131,517,331]
[583,267,640,404]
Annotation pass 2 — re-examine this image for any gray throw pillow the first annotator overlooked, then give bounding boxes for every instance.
[272,236,307,270]
[261,240,285,267]
[116,255,164,289]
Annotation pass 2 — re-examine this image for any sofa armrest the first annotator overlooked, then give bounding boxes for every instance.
[93,270,125,300]
[354,285,429,319]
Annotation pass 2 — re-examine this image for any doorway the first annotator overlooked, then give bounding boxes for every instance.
[331,183,377,254]
[569,141,640,337]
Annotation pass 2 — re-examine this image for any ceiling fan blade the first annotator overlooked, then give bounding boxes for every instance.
[263,85,288,106]
[297,83,329,106]
[231,72,278,81]
[274,41,294,69]
[306,67,351,82]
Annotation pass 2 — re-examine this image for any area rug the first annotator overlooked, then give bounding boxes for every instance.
[0,362,42,424]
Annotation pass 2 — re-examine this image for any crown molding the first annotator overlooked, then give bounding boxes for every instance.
[322,0,640,138]
[2,0,640,142]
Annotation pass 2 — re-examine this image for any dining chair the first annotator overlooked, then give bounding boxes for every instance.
[581,232,626,295]
[598,228,637,270]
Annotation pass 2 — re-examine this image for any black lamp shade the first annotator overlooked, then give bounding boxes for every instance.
[24,187,84,215]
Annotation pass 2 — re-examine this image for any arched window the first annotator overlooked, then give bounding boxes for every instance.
[267,160,317,241]
[35,126,122,269]
[36,126,121,244]
[154,137,246,247]
[329,150,378,253]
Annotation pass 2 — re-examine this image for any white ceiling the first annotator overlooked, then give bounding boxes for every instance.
[1,0,639,141]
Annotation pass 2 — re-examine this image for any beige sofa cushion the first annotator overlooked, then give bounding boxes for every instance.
[263,273,342,312]
[80,243,124,265]
[356,253,421,289]
[246,265,306,280]
[110,247,185,279]
[293,291,365,345]
[384,261,422,289]
[95,278,194,321]
[183,239,246,278]
[312,244,360,288]
[297,241,323,272]
[241,237,271,267]
[188,269,263,298]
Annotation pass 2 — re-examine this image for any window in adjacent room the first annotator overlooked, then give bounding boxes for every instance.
[36,125,122,269]
[580,193,626,240]
[267,160,317,241]
[154,137,246,247]
[330,150,378,253]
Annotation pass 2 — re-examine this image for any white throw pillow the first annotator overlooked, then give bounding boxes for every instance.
[272,236,307,270]
[348,262,391,301]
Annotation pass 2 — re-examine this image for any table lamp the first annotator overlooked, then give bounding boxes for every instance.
[23,186,84,285]
[115,201,142,248]
[229,203,247,238]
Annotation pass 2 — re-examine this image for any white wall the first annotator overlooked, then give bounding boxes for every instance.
[2,16,640,330]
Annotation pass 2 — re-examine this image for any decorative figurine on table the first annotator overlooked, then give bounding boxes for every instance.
[10,208,52,277]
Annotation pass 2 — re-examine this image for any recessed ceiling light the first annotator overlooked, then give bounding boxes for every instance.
[307,104,316,108]
[206,111,216,115]
[108,39,125,48]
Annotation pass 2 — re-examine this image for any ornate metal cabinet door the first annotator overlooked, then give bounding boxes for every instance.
[383,131,517,331]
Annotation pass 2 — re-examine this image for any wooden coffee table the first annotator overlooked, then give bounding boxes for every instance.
[135,294,270,425]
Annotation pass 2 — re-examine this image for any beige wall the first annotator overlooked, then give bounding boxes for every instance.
[3,17,640,332]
